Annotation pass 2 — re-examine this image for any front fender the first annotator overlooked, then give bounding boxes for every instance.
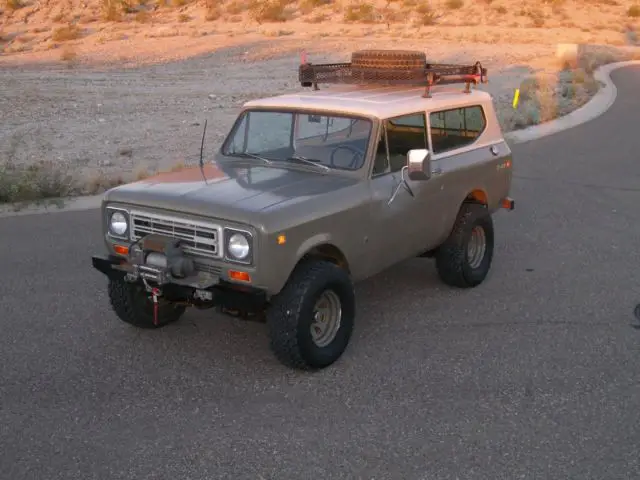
[295,233,333,260]
[263,233,337,296]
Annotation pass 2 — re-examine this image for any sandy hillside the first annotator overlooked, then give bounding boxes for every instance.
[0,0,639,203]
[1,0,639,66]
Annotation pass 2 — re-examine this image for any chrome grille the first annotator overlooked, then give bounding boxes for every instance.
[194,262,222,275]
[130,210,222,259]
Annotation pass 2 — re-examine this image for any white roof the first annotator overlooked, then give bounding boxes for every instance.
[242,84,493,119]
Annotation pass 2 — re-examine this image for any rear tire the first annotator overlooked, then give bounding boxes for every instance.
[266,259,355,370]
[435,203,494,288]
[108,279,186,329]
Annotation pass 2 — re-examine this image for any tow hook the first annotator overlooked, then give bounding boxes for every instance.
[151,287,161,326]
[142,277,162,326]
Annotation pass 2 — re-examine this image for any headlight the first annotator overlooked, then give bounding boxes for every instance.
[228,233,250,259]
[108,209,128,237]
[225,228,252,263]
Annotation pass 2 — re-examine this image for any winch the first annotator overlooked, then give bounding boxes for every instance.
[127,234,196,283]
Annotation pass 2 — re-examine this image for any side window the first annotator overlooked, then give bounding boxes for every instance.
[372,112,427,176]
[429,105,486,155]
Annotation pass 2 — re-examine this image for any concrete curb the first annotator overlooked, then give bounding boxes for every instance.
[0,193,104,218]
[1,60,639,219]
[504,60,640,144]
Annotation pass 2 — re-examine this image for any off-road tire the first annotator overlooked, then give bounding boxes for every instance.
[435,202,495,288]
[108,278,186,329]
[266,259,356,370]
[351,49,427,71]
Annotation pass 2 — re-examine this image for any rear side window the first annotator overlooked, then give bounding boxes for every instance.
[429,105,486,155]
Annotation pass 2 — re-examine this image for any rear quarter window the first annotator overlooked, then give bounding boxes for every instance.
[429,105,486,155]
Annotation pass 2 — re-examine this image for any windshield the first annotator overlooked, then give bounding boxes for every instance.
[220,110,373,171]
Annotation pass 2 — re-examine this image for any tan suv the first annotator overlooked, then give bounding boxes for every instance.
[91,50,515,371]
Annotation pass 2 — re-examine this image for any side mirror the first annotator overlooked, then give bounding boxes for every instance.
[406,149,431,181]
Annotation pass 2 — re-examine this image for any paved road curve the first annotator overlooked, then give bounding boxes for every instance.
[1,66,640,480]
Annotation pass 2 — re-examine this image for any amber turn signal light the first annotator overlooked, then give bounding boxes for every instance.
[500,197,515,211]
[229,270,251,282]
[113,244,129,256]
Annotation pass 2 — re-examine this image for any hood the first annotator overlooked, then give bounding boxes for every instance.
[103,161,358,228]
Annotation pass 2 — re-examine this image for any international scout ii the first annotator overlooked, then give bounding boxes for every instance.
[91,50,515,371]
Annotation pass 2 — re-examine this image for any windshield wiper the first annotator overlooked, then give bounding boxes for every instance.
[234,152,273,165]
[286,154,330,172]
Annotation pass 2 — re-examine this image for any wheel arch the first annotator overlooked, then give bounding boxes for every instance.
[430,187,491,251]
[465,188,489,206]
[297,242,350,274]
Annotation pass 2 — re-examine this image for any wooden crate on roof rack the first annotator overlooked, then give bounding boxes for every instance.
[298,49,488,98]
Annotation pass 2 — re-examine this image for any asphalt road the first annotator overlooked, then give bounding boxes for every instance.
[2,66,640,480]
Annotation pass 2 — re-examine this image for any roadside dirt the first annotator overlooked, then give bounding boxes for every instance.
[2,0,638,192]
[0,38,557,183]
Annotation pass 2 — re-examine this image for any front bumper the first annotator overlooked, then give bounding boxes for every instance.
[91,254,267,312]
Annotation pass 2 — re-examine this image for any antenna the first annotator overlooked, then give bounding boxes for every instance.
[199,119,208,184]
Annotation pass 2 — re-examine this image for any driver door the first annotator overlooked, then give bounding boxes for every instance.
[365,112,445,275]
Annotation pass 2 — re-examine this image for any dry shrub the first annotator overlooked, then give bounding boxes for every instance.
[0,161,77,204]
[302,0,332,6]
[501,46,638,132]
[226,0,246,14]
[343,2,377,23]
[4,0,22,10]
[445,0,463,9]
[102,0,124,21]
[629,5,640,17]
[307,12,328,22]
[577,44,632,73]
[381,6,402,27]
[135,10,152,22]
[415,4,438,25]
[51,24,81,42]
[528,9,545,28]
[249,0,290,23]
[205,0,221,20]
[60,45,77,63]
[299,0,332,14]
[84,171,126,196]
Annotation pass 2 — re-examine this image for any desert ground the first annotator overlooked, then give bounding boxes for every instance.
[1,0,640,202]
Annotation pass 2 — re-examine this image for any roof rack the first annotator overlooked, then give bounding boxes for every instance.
[298,51,488,99]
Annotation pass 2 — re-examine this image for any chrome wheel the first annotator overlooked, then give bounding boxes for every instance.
[466,225,487,269]
[310,290,342,348]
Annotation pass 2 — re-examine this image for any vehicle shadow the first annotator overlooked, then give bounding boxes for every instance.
[90,255,482,377]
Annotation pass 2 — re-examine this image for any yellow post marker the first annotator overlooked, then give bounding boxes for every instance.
[512,88,520,109]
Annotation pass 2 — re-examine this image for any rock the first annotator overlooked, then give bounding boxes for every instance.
[556,43,579,69]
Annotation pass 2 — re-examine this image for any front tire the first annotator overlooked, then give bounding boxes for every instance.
[266,259,356,370]
[435,202,495,288]
[107,278,186,329]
